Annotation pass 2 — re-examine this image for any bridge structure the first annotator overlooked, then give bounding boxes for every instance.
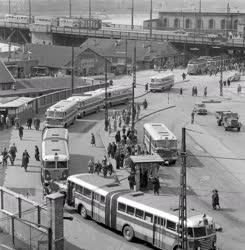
[0,20,245,55]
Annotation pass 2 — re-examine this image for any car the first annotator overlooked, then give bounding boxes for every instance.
[194,103,207,115]
[227,72,241,82]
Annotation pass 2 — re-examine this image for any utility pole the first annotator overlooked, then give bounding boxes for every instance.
[150,0,153,37]
[69,0,72,18]
[89,0,92,30]
[28,0,32,24]
[71,46,75,94]
[104,60,109,131]
[8,0,11,14]
[125,39,128,74]
[131,0,134,30]
[220,58,223,96]
[178,127,188,250]
[131,42,136,134]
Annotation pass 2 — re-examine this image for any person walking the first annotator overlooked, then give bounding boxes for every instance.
[107,162,113,176]
[212,189,221,210]
[179,87,183,95]
[91,133,96,147]
[35,146,40,161]
[21,150,30,171]
[182,72,186,81]
[18,126,24,140]
[191,110,195,124]
[27,118,32,130]
[94,160,102,175]
[88,159,94,174]
[9,143,17,165]
[6,116,11,129]
[204,86,207,97]
[128,173,136,190]
[143,99,148,110]
[1,148,9,166]
[111,142,117,159]
[107,143,112,158]
[152,177,160,195]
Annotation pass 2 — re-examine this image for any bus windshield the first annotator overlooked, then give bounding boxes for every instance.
[57,161,67,169]
[45,161,55,168]
[46,111,64,118]
[156,140,177,148]
[193,227,206,237]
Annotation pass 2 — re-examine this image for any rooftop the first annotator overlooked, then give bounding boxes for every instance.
[0,60,15,84]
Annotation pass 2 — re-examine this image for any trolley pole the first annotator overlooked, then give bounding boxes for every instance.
[69,0,72,18]
[104,60,109,131]
[89,0,92,31]
[131,0,134,30]
[150,0,153,37]
[178,127,188,250]
[29,0,32,24]
[71,46,74,94]
[131,42,136,134]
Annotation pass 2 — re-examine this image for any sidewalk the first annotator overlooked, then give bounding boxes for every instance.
[3,124,43,203]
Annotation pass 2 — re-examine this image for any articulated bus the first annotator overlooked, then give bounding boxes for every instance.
[150,72,174,92]
[143,123,178,164]
[67,174,217,250]
[68,90,104,118]
[41,128,70,183]
[106,85,132,106]
[45,99,78,128]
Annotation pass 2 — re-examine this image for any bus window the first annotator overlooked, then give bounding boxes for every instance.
[155,216,165,226]
[118,203,126,212]
[144,212,153,223]
[188,227,194,238]
[135,209,144,219]
[93,192,100,201]
[193,227,206,237]
[76,185,83,194]
[100,195,105,204]
[166,220,176,231]
[126,205,135,216]
[45,161,55,168]
[57,161,67,168]
[83,188,92,198]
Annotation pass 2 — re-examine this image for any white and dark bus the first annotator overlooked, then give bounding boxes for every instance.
[66,174,217,250]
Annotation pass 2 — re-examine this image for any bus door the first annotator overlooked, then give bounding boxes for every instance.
[91,192,100,222]
[153,216,166,249]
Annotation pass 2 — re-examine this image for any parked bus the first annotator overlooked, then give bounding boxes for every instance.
[107,85,132,106]
[67,174,217,250]
[149,72,174,92]
[143,123,178,164]
[187,59,207,75]
[45,99,78,128]
[41,128,70,183]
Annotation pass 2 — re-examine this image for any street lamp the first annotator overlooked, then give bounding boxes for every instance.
[104,60,109,131]
[213,46,223,96]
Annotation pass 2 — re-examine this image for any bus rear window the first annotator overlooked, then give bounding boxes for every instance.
[45,161,55,168]
[194,227,206,237]
[57,161,67,169]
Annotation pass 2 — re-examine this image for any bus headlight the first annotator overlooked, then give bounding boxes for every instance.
[45,170,51,181]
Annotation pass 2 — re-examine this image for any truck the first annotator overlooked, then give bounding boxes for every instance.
[194,103,208,115]
[223,112,241,132]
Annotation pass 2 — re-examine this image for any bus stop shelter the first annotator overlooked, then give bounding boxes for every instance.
[129,155,164,191]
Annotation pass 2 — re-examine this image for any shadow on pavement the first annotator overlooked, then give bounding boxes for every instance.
[69,121,97,134]
[70,154,94,175]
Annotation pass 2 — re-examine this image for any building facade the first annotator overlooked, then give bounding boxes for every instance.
[144,5,245,36]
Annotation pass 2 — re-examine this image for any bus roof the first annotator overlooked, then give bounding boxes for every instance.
[47,99,77,112]
[144,123,177,141]
[42,139,69,161]
[150,72,174,80]
[68,174,214,227]
[43,128,69,141]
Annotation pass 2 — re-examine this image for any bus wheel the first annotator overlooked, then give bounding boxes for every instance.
[78,205,87,219]
[123,225,134,242]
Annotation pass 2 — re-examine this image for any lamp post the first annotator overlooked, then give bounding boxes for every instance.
[149,0,153,37]
[131,42,136,134]
[131,0,134,30]
[104,60,109,131]
[89,0,92,30]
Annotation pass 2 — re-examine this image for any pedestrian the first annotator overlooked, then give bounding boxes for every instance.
[191,110,195,124]
[145,83,148,92]
[0,115,5,128]
[115,131,121,144]
[107,143,112,158]
[111,142,117,159]
[14,117,20,129]
[6,116,11,129]
[227,79,231,87]
[107,162,113,176]
[118,116,122,128]
[128,173,135,190]
[115,150,121,169]
[182,72,186,81]
[237,84,242,94]
[1,148,9,166]
[204,86,207,97]
[91,133,96,147]
[113,118,117,132]
[122,125,126,135]
[94,160,102,175]
[152,177,160,195]
[179,87,183,95]
[18,126,24,140]
[212,189,221,210]
[195,86,198,96]
[9,143,17,165]
[35,146,40,161]
[143,99,148,110]
[21,149,30,171]
[88,159,94,174]
[27,118,32,130]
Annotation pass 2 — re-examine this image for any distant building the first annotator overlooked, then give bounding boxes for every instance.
[0,61,15,90]
[80,38,184,74]
[144,4,245,36]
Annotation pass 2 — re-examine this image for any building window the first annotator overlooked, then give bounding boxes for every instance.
[197,19,203,29]
[209,19,215,29]
[174,18,180,29]
[185,19,192,29]
[221,19,226,30]
[234,20,238,30]
[162,18,169,28]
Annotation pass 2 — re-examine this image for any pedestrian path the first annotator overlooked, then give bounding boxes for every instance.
[3,125,43,202]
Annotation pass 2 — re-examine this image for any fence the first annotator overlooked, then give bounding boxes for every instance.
[0,187,51,250]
